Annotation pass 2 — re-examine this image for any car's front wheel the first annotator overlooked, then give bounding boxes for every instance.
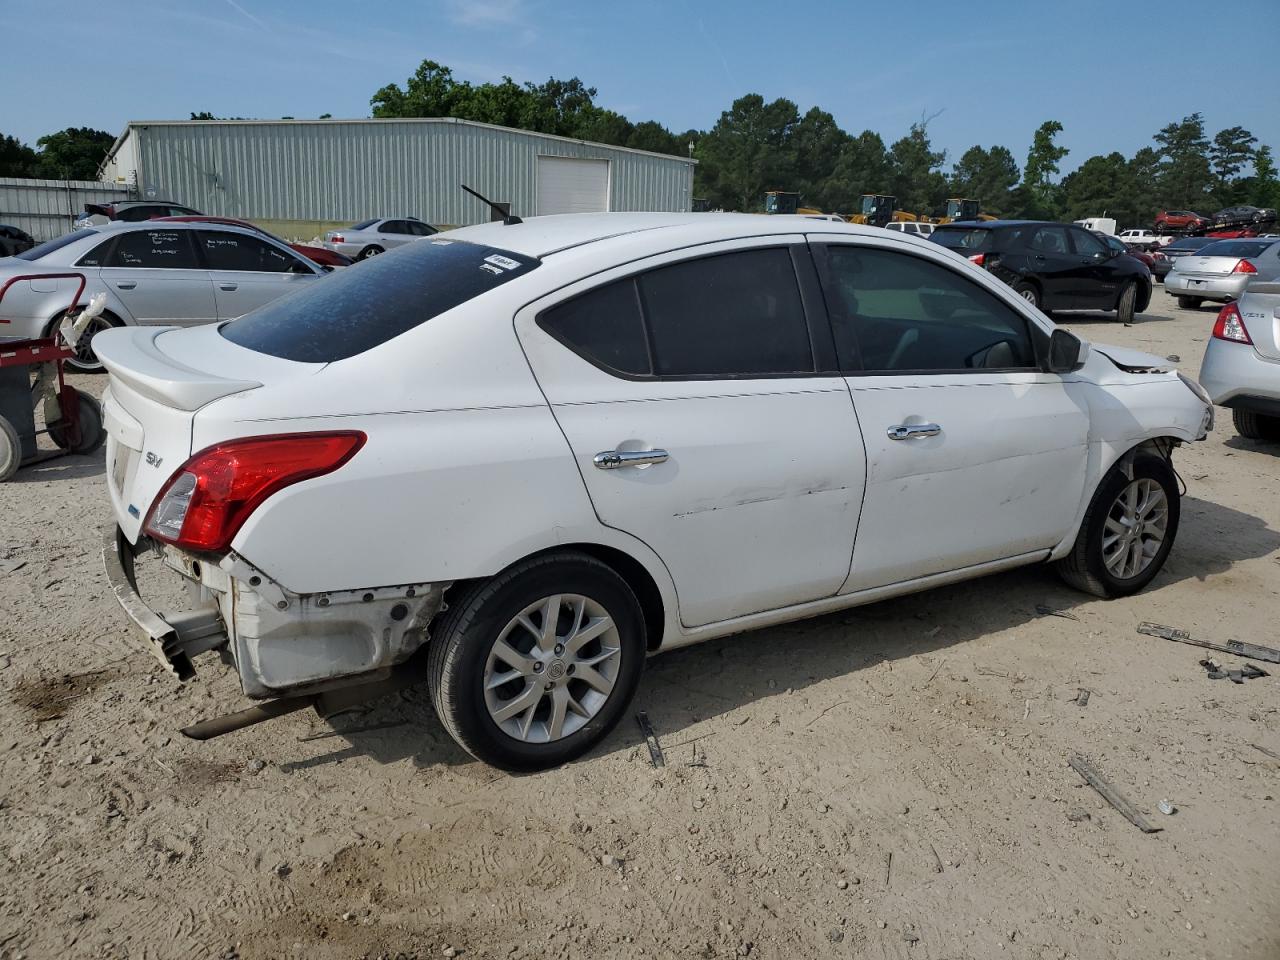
[1233,409,1280,442]
[1115,281,1137,323]
[428,551,646,771]
[1056,453,1180,598]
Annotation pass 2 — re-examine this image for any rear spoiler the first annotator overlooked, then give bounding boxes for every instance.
[1246,282,1280,296]
[94,326,261,411]
[83,203,114,217]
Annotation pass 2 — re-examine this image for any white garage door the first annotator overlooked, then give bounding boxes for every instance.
[536,156,610,215]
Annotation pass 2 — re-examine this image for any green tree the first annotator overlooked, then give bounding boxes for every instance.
[1059,152,1145,226]
[627,121,683,157]
[370,60,467,118]
[1209,125,1258,204]
[34,127,115,180]
[1153,114,1213,209]
[696,94,799,211]
[950,145,1019,216]
[824,130,891,213]
[0,133,39,177]
[1244,145,1280,210]
[789,107,849,211]
[888,123,946,214]
[1020,120,1069,218]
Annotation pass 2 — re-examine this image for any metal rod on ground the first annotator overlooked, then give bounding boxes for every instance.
[1068,755,1161,834]
[181,697,315,740]
[1137,622,1280,665]
[635,711,665,768]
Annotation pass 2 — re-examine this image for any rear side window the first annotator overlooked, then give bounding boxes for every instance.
[930,227,993,252]
[198,231,305,273]
[221,238,540,362]
[379,220,407,234]
[116,205,165,222]
[540,280,650,375]
[538,248,814,378]
[350,219,377,230]
[1197,240,1270,258]
[104,229,199,268]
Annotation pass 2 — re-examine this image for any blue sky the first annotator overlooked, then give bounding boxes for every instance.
[7,0,1278,177]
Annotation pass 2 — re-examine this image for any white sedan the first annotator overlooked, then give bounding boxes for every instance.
[97,214,1213,770]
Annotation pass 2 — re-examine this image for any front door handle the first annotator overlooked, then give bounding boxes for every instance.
[593,449,669,470]
[219,283,238,291]
[887,423,942,441]
[115,281,137,290]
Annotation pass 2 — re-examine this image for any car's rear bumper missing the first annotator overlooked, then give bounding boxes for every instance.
[102,527,226,681]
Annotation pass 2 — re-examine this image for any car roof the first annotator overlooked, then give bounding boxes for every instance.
[92,219,265,239]
[446,212,900,259]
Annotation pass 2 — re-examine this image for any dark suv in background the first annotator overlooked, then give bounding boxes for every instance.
[930,220,1152,322]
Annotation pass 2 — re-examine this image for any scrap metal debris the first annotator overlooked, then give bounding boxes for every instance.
[1035,604,1080,621]
[1068,755,1161,834]
[1075,688,1092,707]
[635,711,665,768]
[1137,622,1280,665]
[1199,659,1269,683]
[1251,744,1280,763]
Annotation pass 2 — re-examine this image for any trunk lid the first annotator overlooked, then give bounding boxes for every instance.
[1237,282,1280,361]
[1177,255,1247,278]
[95,323,323,542]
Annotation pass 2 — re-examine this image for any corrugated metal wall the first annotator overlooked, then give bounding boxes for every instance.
[130,120,694,225]
[0,178,135,241]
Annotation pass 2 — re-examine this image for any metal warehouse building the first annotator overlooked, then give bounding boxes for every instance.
[99,118,695,232]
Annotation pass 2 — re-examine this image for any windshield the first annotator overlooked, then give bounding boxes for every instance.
[930,227,993,251]
[14,229,98,261]
[1196,240,1272,258]
[221,237,540,362]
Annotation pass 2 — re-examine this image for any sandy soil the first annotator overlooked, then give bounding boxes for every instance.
[1,286,1278,960]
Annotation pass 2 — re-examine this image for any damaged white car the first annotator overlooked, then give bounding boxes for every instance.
[99,213,1213,770]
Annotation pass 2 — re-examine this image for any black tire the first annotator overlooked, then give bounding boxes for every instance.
[0,416,21,482]
[428,551,646,771]
[1056,453,1180,598]
[1012,280,1041,309]
[1115,281,1137,323]
[1232,408,1280,442]
[48,389,105,455]
[1176,296,1202,310]
[49,310,122,373]
[356,245,384,261]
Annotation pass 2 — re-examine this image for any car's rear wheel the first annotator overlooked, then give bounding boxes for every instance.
[428,551,646,771]
[1012,280,1041,309]
[1115,281,1137,323]
[47,389,105,455]
[1056,453,1180,598]
[1232,409,1280,442]
[1176,296,1202,310]
[356,245,383,261]
[47,310,122,373]
[0,416,21,482]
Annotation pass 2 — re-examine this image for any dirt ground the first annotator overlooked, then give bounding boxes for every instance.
[1,285,1278,960]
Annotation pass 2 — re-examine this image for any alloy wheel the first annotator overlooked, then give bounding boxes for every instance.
[1101,478,1168,579]
[483,594,622,743]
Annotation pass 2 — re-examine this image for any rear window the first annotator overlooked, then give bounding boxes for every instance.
[1196,240,1272,258]
[930,227,994,252]
[350,219,377,230]
[1167,237,1215,251]
[14,229,98,261]
[220,238,539,362]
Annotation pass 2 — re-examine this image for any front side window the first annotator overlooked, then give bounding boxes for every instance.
[537,247,815,379]
[198,231,306,273]
[407,220,437,237]
[104,229,199,269]
[820,245,1036,373]
[1070,229,1107,256]
[379,220,407,234]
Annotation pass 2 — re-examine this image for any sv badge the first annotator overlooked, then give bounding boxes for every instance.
[145,451,164,468]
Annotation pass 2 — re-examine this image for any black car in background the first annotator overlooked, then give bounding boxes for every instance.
[1151,235,1218,279]
[930,220,1152,322]
[0,224,36,257]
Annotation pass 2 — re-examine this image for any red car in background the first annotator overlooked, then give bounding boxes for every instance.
[1154,210,1209,232]
[151,216,354,268]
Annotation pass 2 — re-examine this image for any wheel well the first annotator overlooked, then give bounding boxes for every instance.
[441,544,667,652]
[1113,437,1179,481]
[43,307,123,337]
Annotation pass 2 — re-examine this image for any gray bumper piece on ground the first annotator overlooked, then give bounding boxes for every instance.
[102,526,227,681]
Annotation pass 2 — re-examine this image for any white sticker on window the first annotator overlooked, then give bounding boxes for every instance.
[479,263,504,276]
[484,254,522,271]
[431,238,454,245]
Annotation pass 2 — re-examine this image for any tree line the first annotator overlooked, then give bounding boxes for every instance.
[4,60,1277,229]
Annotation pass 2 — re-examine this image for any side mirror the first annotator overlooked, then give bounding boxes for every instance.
[1046,328,1087,373]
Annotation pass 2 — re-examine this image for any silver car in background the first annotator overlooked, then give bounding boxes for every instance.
[321,217,438,261]
[0,221,324,370]
[1199,281,1280,441]
[1166,237,1280,308]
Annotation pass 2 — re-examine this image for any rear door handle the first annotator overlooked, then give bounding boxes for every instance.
[115,281,137,290]
[593,449,669,470]
[218,283,238,291]
[887,423,941,441]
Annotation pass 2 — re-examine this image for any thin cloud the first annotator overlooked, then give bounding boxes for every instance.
[445,0,525,28]
[223,0,265,29]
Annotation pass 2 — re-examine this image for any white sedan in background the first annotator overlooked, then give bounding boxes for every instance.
[0,221,325,370]
[320,217,438,260]
[97,213,1212,771]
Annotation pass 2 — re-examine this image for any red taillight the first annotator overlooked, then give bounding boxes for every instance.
[967,253,986,267]
[143,432,366,552]
[330,234,344,243]
[1231,259,1257,274]
[1211,303,1252,345]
